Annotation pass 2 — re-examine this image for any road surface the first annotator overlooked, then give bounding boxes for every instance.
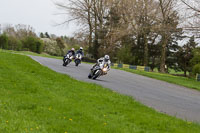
[31,56,200,122]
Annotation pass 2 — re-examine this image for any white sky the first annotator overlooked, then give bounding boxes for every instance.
[0,0,78,36]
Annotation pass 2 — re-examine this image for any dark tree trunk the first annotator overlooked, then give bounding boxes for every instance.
[144,34,148,66]
[160,35,168,73]
[88,4,93,54]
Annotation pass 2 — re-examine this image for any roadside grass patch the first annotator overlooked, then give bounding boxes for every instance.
[0,51,200,132]
[114,67,200,91]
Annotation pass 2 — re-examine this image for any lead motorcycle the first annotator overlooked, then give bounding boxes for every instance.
[88,62,109,80]
[63,53,73,66]
[74,53,82,66]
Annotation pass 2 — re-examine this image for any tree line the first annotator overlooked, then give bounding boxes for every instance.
[0,24,44,54]
[0,24,83,56]
[55,0,200,75]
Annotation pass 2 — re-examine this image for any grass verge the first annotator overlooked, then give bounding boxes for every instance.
[1,50,200,132]
[113,67,200,91]
[0,49,63,59]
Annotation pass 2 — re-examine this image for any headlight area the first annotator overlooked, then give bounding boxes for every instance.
[102,68,107,72]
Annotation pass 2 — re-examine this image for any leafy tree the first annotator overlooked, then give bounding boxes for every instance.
[40,32,44,38]
[190,47,200,75]
[22,36,44,53]
[0,33,8,49]
[117,44,134,64]
[8,36,22,51]
[176,36,198,76]
[192,64,200,75]
[45,32,50,38]
[190,47,200,66]
[56,37,65,55]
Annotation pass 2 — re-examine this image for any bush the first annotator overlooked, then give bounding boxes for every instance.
[117,45,134,64]
[192,64,200,75]
[42,38,63,56]
[35,40,44,54]
[8,36,22,51]
[0,34,8,49]
[22,36,44,54]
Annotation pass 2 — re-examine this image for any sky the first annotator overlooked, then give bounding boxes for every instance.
[0,0,78,36]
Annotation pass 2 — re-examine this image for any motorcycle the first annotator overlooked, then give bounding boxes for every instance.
[74,53,82,66]
[63,53,73,66]
[88,63,109,80]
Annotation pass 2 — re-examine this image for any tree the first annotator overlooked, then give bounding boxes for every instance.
[0,33,8,49]
[56,37,65,55]
[157,0,180,73]
[176,36,198,76]
[40,32,44,38]
[190,47,200,75]
[180,0,200,13]
[190,47,200,66]
[55,0,94,54]
[7,36,22,51]
[22,36,44,54]
[45,32,50,38]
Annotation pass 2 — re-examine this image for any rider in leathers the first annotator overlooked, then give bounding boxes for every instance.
[75,47,84,56]
[63,48,75,63]
[91,55,111,71]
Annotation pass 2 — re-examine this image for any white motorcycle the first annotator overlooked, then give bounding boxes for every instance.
[74,53,82,66]
[63,53,73,66]
[88,62,109,80]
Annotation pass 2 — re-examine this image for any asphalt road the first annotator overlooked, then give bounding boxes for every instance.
[31,56,200,122]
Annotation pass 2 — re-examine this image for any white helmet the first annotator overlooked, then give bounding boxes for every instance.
[80,47,83,50]
[104,55,110,61]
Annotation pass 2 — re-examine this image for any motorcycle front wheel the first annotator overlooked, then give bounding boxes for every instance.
[92,70,101,80]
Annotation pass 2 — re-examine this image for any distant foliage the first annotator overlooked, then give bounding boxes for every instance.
[0,33,8,49]
[8,36,22,51]
[117,45,134,64]
[45,32,50,38]
[22,36,44,54]
[40,32,44,38]
[42,38,64,56]
[190,48,200,66]
[176,36,198,76]
[193,64,200,75]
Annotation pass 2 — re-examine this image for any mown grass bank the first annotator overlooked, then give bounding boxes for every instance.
[1,49,63,59]
[113,67,200,91]
[0,51,200,132]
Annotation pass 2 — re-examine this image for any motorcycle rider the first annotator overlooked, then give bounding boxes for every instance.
[66,48,75,57]
[91,55,111,71]
[76,47,84,56]
[63,48,75,62]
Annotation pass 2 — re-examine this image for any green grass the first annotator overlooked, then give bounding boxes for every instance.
[0,51,200,132]
[1,49,63,59]
[152,68,187,75]
[1,49,93,64]
[114,67,200,91]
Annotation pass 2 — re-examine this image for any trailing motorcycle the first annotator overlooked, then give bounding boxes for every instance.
[74,53,82,66]
[88,63,109,80]
[63,53,73,66]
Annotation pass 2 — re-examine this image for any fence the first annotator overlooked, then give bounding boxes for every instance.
[111,63,150,72]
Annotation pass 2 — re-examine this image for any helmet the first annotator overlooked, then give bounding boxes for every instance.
[80,47,83,50]
[71,48,75,51]
[104,55,110,61]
